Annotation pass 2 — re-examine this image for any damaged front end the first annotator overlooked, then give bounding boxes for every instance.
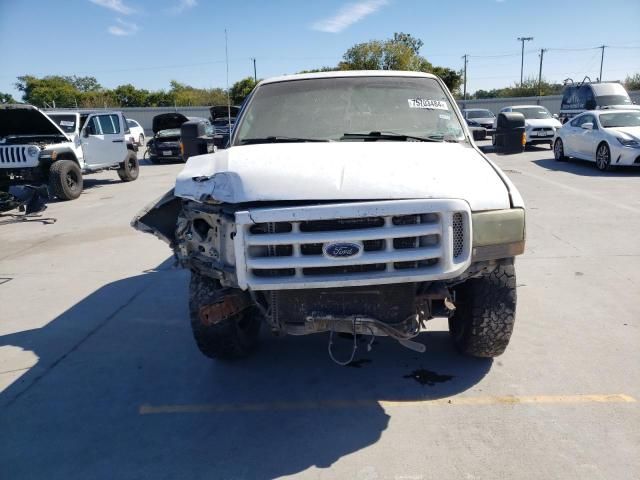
[132,192,503,363]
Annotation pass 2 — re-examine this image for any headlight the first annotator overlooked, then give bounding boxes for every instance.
[617,137,640,147]
[27,145,40,156]
[472,209,525,261]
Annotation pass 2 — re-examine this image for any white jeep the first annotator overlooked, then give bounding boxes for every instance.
[0,105,139,200]
[134,71,526,363]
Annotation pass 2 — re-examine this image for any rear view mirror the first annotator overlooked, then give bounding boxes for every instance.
[582,122,594,130]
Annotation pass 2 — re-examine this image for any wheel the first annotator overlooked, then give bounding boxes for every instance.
[48,160,83,200]
[138,134,144,147]
[448,263,517,358]
[189,271,261,360]
[117,151,139,182]
[595,142,612,171]
[553,138,566,161]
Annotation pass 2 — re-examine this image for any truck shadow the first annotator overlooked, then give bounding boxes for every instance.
[533,158,640,177]
[1,262,492,479]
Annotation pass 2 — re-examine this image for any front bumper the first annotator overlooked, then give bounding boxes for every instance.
[611,144,640,166]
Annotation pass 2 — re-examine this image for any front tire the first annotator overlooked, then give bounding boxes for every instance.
[117,151,139,182]
[448,263,517,358]
[595,143,612,171]
[554,138,566,161]
[49,160,83,200]
[189,272,261,360]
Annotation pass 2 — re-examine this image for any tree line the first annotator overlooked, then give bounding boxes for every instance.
[1,33,639,107]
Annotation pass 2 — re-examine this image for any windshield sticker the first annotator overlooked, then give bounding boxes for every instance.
[439,114,451,120]
[408,98,448,110]
[59,120,75,127]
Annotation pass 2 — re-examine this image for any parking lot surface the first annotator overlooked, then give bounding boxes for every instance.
[1,145,639,479]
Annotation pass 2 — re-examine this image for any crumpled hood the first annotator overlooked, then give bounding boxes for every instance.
[608,126,640,140]
[525,118,562,129]
[0,104,69,139]
[175,142,512,211]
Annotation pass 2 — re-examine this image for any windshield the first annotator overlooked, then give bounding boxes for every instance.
[512,107,552,119]
[234,76,465,144]
[467,110,494,119]
[599,112,640,128]
[47,114,77,133]
[598,95,632,106]
[156,128,181,138]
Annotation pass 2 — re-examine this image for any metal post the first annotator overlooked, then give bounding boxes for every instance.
[225,29,231,134]
[462,54,468,101]
[599,45,606,81]
[538,48,546,97]
[253,58,257,83]
[517,37,534,85]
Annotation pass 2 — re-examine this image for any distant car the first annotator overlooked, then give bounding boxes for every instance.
[209,105,241,136]
[147,113,210,163]
[462,109,495,131]
[559,81,640,124]
[553,110,640,171]
[126,118,145,146]
[495,105,561,149]
[465,120,487,140]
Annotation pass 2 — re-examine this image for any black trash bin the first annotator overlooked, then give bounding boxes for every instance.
[493,112,525,154]
[180,120,216,161]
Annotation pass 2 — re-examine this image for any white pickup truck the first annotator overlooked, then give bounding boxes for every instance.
[0,105,139,200]
[134,71,526,364]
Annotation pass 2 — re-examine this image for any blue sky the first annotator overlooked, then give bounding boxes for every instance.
[1,0,639,99]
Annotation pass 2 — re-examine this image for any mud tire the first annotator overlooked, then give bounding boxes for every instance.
[448,263,517,358]
[117,151,139,182]
[189,271,261,360]
[49,159,83,200]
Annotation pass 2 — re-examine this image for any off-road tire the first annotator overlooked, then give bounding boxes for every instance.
[448,263,517,358]
[117,151,139,182]
[189,271,261,360]
[49,159,83,200]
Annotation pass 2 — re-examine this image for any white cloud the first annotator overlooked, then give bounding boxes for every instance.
[312,0,388,33]
[108,18,139,36]
[167,0,197,14]
[90,0,135,15]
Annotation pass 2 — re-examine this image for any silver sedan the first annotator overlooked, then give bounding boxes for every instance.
[553,110,640,171]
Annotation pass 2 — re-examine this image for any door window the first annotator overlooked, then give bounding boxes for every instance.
[86,117,102,135]
[97,114,121,134]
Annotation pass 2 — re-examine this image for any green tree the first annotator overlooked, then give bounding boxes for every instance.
[625,73,640,90]
[15,75,79,107]
[229,77,258,105]
[113,84,150,107]
[336,32,461,92]
[0,92,16,104]
[67,76,102,92]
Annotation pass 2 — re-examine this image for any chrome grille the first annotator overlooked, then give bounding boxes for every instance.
[233,200,472,290]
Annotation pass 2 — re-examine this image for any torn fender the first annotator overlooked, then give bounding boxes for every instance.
[131,189,182,246]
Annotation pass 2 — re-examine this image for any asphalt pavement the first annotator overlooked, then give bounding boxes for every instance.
[1,144,639,479]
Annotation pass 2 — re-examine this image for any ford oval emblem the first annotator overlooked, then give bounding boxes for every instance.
[323,242,362,259]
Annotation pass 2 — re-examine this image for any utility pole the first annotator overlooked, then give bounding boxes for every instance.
[599,45,606,82]
[462,54,468,101]
[537,48,546,97]
[252,58,257,83]
[517,36,534,86]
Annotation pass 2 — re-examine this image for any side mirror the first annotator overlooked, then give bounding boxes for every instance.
[553,114,559,119]
[82,129,90,138]
[582,122,594,130]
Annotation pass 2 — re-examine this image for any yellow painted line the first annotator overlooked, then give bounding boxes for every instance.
[139,394,635,415]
